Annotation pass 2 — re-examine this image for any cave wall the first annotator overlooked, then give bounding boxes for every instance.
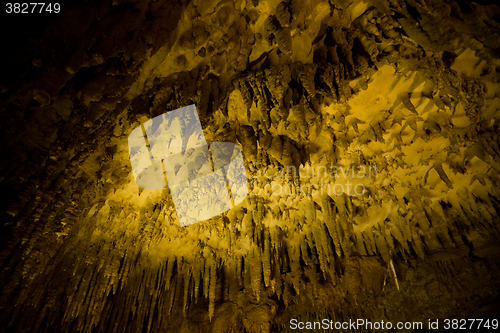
[1,0,500,332]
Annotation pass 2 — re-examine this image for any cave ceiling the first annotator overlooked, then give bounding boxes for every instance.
[1,0,500,332]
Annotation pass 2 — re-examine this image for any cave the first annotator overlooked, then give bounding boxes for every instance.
[1,0,500,332]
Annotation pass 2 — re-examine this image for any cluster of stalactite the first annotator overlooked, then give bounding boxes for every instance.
[1,0,500,332]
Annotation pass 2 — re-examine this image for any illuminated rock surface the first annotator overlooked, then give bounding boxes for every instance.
[1,0,500,332]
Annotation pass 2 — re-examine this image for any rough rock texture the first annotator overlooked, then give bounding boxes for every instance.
[1,0,500,332]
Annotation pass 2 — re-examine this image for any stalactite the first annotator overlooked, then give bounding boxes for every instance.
[411,229,426,260]
[353,230,368,256]
[374,228,391,265]
[326,204,342,257]
[164,257,174,292]
[262,229,271,287]
[183,267,190,314]
[433,160,454,189]
[236,255,243,286]
[277,27,292,54]
[363,227,377,256]
[312,221,328,279]
[250,249,262,302]
[298,64,317,97]
[289,247,301,295]
[168,272,177,315]
[208,260,217,321]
